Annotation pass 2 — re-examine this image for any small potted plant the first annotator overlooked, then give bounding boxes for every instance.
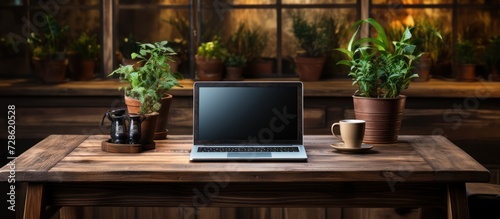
[291,12,341,81]
[225,54,246,80]
[109,41,183,143]
[337,18,435,144]
[226,23,271,75]
[27,15,68,83]
[455,40,477,81]
[195,39,227,81]
[68,32,100,80]
[118,35,142,69]
[410,19,445,82]
[484,36,500,81]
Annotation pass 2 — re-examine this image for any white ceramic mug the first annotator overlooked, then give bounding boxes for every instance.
[331,119,366,148]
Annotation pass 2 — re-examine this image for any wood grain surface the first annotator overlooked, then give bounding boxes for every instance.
[0,135,489,183]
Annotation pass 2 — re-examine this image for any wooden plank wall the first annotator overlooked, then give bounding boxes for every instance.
[1,90,499,219]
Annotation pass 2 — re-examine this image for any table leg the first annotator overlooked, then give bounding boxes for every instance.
[23,183,44,219]
[447,183,469,219]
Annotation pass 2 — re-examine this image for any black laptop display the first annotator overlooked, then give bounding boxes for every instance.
[190,81,307,161]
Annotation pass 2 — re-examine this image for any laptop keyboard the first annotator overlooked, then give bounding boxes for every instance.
[197,146,300,153]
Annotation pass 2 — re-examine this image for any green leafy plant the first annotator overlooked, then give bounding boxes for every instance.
[225,54,247,67]
[291,12,344,57]
[196,40,227,61]
[0,36,17,58]
[26,15,68,59]
[388,18,447,65]
[70,32,100,59]
[337,18,428,98]
[109,41,183,114]
[164,15,189,55]
[226,23,269,62]
[119,35,140,60]
[455,40,476,64]
[484,36,500,70]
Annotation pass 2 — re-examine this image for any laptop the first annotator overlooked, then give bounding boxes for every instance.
[190,81,308,161]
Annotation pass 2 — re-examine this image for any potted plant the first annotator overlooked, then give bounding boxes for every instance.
[68,32,100,80]
[195,39,227,81]
[164,15,190,74]
[226,23,272,75]
[291,12,341,81]
[455,40,477,81]
[484,36,500,81]
[410,19,445,82]
[27,15,68,83]
[337,18,427,144]
[118,35,142,70]
[109,41,183,144]
[225,54,246,80]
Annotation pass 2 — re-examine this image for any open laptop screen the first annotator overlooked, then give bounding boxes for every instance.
[194,82,303,145]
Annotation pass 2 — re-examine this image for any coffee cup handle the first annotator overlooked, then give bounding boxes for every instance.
[331,123,342,141]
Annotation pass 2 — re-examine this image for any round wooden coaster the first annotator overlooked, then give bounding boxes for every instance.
[101,140,143,153]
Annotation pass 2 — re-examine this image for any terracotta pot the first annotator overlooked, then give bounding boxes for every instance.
[141,112,159,146]
[225,66,243,80]
[353,95,406,144]
[166,56,180,73]
[412,54,432,82]
[68,53,95,81]
[196,58,223,81]
[491,66,500,81]
[32,57,68,83]
[245,60,273,75]
[457,64,477,82]
[124,95,173,140]
[295,56,326,81]
[124,95,141,114]
[154,94,173,140]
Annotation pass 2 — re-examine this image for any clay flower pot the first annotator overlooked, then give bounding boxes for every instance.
[124,94,173,140]
[353,95,406,144]
[196,57,224,81]
[225,66,243,80]
[32,57,68,83]
[294,56,326,81]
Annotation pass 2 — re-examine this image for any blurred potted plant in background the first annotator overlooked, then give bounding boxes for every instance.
[484,36,500,81]
[291,12,343,81]
[410,18,445,82]
[225,54,246,80]
[68,32,100,80]
[118,34,142,69]
[455,40,477,81]
[195,39,227,81]
[27,15,69,83]
[226,23,271,75]
[165,14,190,74]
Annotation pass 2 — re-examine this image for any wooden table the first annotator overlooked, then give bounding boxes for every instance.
[0,135,490,219]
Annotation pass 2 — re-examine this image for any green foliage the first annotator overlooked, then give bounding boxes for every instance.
[455,40,475,64]
[70,32,100,59]
[109,41,184,114]
[291,12,346,58]
[164,15,189,55]
[196,40,227,61]
[26,15,68,59]
[410,19,446,65]
[485,36,500,69]
[119,35,140,59]
[0,36,17,58]
[225,54,247,67]
[337,18,426,98]
[226,23,269,62]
